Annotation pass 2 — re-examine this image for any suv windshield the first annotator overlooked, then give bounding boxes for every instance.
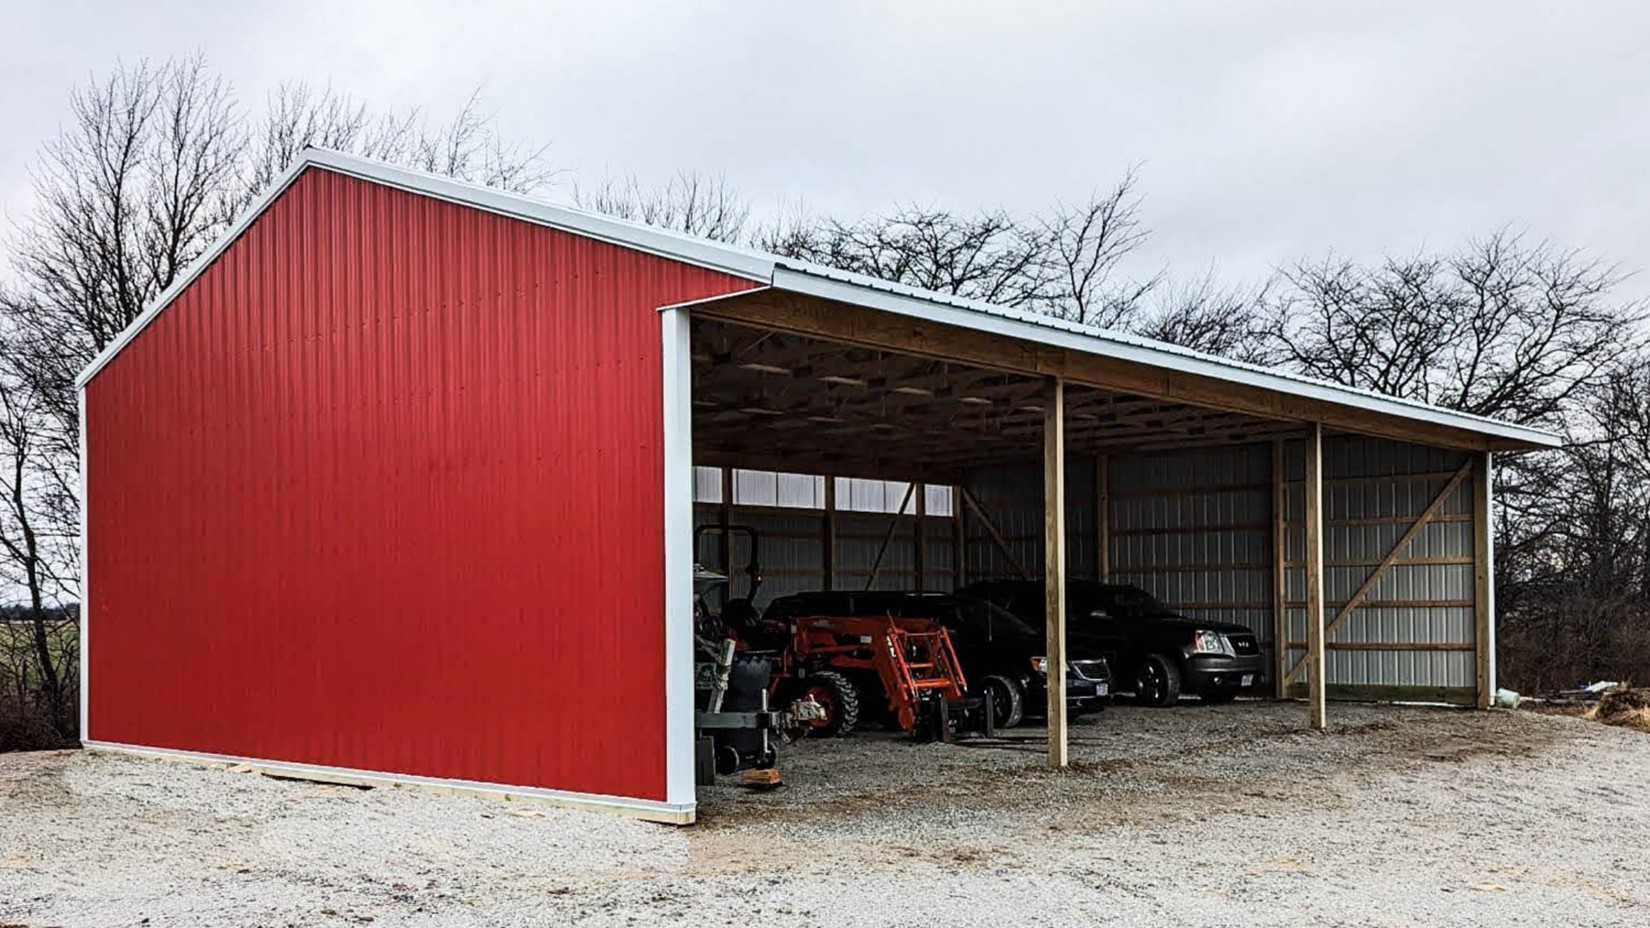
[1101,585,1176,620]
[943,597,1038,640]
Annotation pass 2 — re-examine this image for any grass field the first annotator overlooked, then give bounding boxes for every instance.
[0,617,78,690]
[0,616,78,750]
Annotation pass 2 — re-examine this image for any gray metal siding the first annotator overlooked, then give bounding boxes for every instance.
[1108,444,1275,657]
[1281,436,1477,691]
[961,457,1097,583]
[959,435,1481,698]
[694,504,956,607]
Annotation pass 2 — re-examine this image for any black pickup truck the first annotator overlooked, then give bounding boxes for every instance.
[761,590,1112,728]
[960,580,1266,707]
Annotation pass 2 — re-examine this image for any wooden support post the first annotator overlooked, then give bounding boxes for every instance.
[914,482,927,592]
[952,489,965,591]
[1474,451,1494,709]
[864,482,916,591]
[1044,378,1069,767]
[1095,454,1110,582]
[1272,438,1288,699]
[823,476,837,591]
[1304,423,1327,731]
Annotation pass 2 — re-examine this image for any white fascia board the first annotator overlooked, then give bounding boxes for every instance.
[768,264,1563,450]
[75,148,775,390]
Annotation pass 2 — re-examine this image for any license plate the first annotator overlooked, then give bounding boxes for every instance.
[1241,674,1254,687]
[1096,683,1110,697]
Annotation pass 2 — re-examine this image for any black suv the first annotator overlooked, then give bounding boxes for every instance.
[762,590,1111,728]
[960,580,1265,706]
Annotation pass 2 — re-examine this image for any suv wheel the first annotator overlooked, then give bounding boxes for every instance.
[977,674,1025,729]
[1135,654,1182,708]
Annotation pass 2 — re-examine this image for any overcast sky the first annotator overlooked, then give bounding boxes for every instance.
[4,1,1648,296]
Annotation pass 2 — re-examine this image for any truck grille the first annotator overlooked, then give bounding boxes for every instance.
[1230,635,1260,656]
[1069,659,1111,683]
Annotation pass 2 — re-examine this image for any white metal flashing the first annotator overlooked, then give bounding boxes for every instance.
[85,741,695,825]
[77,387,89,743]
[1483,451,1498,696]
[659,307,696,811]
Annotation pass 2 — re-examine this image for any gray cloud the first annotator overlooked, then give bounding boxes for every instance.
[4,0,1647,295]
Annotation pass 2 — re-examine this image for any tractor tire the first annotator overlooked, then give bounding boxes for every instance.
[799,670,861,738]
[1135,654,1183,708]
[977,674,1026,729]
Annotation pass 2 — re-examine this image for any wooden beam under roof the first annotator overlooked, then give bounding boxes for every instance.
[694,291,1510,452]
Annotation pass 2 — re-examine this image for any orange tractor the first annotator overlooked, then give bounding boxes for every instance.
[771,613,994,742]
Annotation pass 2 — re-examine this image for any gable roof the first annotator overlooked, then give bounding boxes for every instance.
[78,148,1561,450]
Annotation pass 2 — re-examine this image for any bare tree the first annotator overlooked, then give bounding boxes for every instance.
[1132,270,1273,363]
[245,85,556,202]
[0,350,79,739]
[1267,232,1641,426]
[1038,169,1161,327]
[5,57,244,416]
[574,170,750,242]
[751,180,1162,324]
[758,205,1049,305]
[1495,359,1650,692]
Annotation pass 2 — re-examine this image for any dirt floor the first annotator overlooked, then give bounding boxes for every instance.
[3,703,1648,927]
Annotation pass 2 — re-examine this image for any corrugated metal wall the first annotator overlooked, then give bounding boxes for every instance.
[961,458,1098,582]
[693,504,957,606]
[84,166,759,803]
[1108,443,1275,657]
[961,436,1481,701]
[1281,436,1477,698]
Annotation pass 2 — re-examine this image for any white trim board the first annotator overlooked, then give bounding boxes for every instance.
[74,148,1559,452]
[84,741,695,825]
[77,387,89,742]
[659,306,697,811]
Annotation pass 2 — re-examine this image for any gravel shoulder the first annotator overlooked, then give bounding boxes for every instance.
[3,703,1647,927]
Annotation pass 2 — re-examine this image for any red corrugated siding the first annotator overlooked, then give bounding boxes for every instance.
[85,168,755,801]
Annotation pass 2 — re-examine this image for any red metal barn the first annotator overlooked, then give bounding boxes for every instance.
[80,156,763,822]
[80,151,1557,823]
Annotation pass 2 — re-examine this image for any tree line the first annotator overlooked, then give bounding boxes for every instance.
[1,57,1644,744]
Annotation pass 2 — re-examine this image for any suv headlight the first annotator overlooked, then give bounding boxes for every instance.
[1029,656,1049,673]
[1189,631,1236,657]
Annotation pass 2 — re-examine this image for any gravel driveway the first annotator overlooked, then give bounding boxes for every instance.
[2,703,1646,927]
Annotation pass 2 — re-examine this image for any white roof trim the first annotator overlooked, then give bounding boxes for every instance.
[77,149,1561,450]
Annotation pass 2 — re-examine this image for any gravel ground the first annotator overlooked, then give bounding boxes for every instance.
[3,703,1647,927]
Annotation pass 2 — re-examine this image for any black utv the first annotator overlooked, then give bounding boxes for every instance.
[960,579,1265,707]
